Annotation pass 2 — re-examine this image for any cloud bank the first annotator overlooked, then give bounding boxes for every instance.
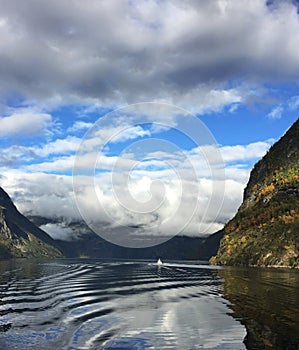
[0,0,299,109]
[0,134,272,239]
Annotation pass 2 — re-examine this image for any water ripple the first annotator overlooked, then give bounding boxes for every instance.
[0,260,248,349]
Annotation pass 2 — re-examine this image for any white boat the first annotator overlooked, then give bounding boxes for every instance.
[157,258,163,266]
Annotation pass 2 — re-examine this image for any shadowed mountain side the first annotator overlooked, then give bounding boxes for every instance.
[55,229,223,261]
[29,217,223,260]
[0,187,63,258]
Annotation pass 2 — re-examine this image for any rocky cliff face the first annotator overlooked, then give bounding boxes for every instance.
[0,187,63,258]
[211,119,299,267]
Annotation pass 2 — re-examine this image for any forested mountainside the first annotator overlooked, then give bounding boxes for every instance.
[211,119,299,267]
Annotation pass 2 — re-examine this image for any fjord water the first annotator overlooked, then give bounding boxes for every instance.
[0,260,298,350]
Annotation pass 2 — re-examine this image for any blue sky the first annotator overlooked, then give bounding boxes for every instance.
[0,0,298,243]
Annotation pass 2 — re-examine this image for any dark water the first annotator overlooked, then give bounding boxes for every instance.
[0,260,298,350]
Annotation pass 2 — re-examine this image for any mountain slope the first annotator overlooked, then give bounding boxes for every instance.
[211,119,299,267]
[0,187,63,258]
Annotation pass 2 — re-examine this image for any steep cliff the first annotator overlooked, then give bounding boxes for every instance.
[0,187,63,258]
[211,119,299,267]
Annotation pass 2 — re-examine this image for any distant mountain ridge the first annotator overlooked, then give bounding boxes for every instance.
[0,187,63,258]
[28,216,222,261]
[211,119,299,267]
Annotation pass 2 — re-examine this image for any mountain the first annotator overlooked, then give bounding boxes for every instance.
[55,230,222,261]
[28,216,222,260]
[211,119,299,267]
[0,187,63,258]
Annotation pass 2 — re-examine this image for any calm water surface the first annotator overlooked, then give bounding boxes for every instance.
[0,259,298,349]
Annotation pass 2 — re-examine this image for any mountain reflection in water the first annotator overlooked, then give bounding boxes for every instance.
[0,259,298,349]
[219,267,299,349]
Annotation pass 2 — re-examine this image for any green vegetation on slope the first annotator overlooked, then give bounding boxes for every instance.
[211,119,299,268]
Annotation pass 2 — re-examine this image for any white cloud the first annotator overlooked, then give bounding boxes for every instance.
[0,135,81,167]
[95,125,151,144]
[0,137,272,240]
[0,111,53,137]
[267,105,283,119]
[38,136,81,157]
[26,156,76,173]
[40,223,75,241]
[288,95,299,111]
[220,140,272,163]
[67,121,93,133]
[0,171,80,221]
[165,86,243,114]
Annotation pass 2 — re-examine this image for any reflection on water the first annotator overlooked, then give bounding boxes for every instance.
[0,259,298,349]
[219,267,299,350]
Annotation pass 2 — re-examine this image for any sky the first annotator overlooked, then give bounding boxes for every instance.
[0,0,298,245]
